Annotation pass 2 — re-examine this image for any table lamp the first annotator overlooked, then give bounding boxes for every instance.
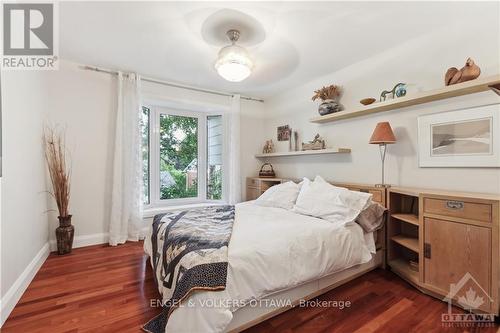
[369,122,396,187]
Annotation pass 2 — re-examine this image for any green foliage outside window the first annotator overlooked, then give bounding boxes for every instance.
[142,109,223,203]
[207,165,222,200]
[159,114,198,200]
[160,165,198,199]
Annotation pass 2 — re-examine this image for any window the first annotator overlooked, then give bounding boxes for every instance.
[141,105,224,207]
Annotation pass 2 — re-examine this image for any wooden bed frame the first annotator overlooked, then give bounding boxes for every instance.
[228,182,387,332]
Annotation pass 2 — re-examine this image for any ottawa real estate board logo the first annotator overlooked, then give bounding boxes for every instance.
[442,272,495,328]
[2,2,58,70]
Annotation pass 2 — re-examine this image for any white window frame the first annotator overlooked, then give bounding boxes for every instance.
[143,101,226,209]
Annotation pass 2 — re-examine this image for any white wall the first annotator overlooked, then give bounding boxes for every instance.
[45,61,117,245]
[1,70,51,324]
[240,98,266,196]
[258,20,500,194]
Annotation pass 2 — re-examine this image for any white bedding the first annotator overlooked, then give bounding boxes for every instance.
[144,201,374,333]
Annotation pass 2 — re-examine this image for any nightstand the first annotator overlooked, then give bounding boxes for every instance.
[246,177,287,201]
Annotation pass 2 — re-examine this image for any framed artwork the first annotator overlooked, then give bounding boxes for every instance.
[418,104,500,167]
[277,125,290,141]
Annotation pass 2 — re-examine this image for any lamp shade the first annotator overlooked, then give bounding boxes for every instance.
[369,122,396,144]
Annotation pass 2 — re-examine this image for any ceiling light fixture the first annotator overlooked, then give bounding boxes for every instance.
[214,29,253,82]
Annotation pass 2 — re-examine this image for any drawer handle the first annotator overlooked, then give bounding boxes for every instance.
[424,243,431,259]
[446,200,464,210]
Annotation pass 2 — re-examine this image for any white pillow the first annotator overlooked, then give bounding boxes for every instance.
[293,175,372,226]
[255,181,302,210]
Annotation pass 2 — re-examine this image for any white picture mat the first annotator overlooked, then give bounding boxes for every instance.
[418,104,500,167]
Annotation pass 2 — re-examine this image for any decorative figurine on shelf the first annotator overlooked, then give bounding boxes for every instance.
[262,140,275,154]
[380,83,407,101]
[445,57,481,86]
[294,131,299,151]
[312,84,343,116]
[302,134,326,151]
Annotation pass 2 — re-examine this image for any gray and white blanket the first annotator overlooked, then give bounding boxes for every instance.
[143,205,235,333]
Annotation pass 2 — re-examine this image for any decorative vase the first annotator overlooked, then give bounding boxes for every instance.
[56,215,74,255]
[318,99,342,116]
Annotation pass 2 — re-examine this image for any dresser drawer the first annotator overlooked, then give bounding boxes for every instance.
[423,198,492,222]
[246,187,261,201]
[246,178,261,187]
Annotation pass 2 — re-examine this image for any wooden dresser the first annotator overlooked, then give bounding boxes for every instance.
[245,177,288,201]
[387,187,500,315]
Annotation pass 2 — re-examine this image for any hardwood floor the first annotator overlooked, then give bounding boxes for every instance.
[2,242,161,333]
[3,241,498,333]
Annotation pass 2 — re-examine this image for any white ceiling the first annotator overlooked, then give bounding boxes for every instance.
[60,1,497,98]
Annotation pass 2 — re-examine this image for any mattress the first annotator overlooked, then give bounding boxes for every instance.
[144,201,375,333]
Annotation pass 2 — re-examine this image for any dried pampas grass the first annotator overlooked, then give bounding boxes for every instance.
[44,126,71,218]
[312,85,342,102]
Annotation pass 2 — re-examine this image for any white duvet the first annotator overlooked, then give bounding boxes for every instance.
[144,201,374,333]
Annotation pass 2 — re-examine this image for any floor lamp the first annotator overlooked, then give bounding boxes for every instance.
[369,122,396,188]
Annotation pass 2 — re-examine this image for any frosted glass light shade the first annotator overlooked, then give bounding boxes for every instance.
[215,44,253,82]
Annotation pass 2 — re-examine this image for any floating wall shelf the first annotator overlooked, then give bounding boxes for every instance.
[255,148,351,158]
[310,75,500,124]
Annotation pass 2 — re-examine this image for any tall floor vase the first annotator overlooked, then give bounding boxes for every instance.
[56,215,74,255]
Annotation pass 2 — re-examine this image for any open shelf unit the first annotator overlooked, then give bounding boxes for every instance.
[310,75,500,124]
[387,187,421,285]
[391,235,419,253]
[391,213,419,226]
[388,258,419,285]
[255,148,351,158]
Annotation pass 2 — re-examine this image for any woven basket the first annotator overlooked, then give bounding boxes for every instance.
[258,163,276,178]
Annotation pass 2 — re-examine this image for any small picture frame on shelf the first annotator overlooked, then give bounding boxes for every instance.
[277,125,290,141]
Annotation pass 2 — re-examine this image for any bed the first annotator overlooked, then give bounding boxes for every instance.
[144,183,386,333]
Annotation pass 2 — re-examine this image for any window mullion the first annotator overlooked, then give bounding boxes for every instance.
[151,107,161,207]
[196,115,205,202]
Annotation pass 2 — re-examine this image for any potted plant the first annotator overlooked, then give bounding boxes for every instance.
[44,127,74,255]
[312,85,343,116]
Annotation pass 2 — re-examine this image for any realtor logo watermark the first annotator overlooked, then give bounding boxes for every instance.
[2,2,58,70]
[441,272,495,328]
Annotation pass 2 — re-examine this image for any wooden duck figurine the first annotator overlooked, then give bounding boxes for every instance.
[445,57,481,86]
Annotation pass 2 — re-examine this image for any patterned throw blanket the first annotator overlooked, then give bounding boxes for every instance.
[143,205,235,333]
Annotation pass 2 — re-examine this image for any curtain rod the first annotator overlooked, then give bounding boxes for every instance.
[81,65,264,103]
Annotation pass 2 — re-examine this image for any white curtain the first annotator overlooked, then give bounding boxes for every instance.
[109,72,143,246]
[227,94,241,204]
